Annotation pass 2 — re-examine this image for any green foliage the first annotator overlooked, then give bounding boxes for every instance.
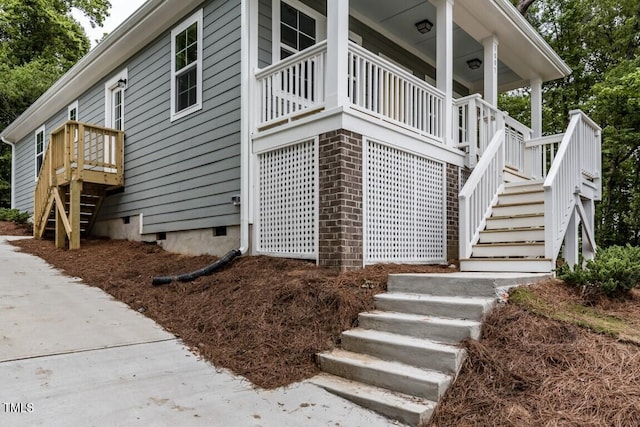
[558,245,640,295]
[502,0,640,247]
[0,0,111,208]
[0,208,30,224]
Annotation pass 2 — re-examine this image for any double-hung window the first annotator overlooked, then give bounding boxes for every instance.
[35,125,45,180]
[171,10,203,121]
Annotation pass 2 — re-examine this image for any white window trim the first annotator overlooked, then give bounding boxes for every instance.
[170,9,204,122]
[34,125,45,181]
[272,0,326,63]
[105,69,128,130]
[68,100,79,121]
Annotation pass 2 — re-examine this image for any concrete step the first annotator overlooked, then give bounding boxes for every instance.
[358,311,481,343]
[459,258,554,273]
[340,329,465,374]
[486,213,544,229]
[491,201,544,217]
[317,349,452,401]
[478,227,545,243]
[497,190,544,205]
[472,242,545,258]
[310,373,435,426]
[375,293,494,321]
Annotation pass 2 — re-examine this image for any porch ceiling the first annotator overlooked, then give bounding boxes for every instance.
[350,0,571,93]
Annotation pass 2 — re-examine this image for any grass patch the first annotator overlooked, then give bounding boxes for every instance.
[510,286,640,344]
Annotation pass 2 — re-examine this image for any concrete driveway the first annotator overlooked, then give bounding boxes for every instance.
[0,236,399,427]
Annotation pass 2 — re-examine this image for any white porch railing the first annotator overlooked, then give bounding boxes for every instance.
[455,95,503,168]
[544,110,601,264]
[459,126,506,259]
[524,134,562,179]
[255,41,327,128]
[504,115,531,172]
[347,42,445,142]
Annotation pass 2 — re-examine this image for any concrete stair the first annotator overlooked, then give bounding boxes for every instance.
[460,180,554,273]
[311,273,548,426]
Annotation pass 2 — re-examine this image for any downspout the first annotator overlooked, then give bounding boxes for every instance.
[151,0,251,286]
[1,137,16,209]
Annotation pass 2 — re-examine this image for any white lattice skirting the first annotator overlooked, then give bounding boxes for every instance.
[365,140,446,264]
[257,140,317,258]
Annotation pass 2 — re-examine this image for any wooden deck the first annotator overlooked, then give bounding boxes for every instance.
[33,121,124,249]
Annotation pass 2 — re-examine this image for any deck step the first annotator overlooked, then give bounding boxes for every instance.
[503,180,544,193]
[459,258,554,273]
[478,227,545,243]
[374,293,494,321]
[317,349,452,401]
[358,311,481,343]
[310,373,435,426]
[491,201,544,216]
[497,190,544,205]
[486,213,544,229]
[472,242,545,258]
[341,329,465,374]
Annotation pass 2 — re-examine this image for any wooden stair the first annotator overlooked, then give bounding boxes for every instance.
[460,180,553,272]
[33,121,124,249]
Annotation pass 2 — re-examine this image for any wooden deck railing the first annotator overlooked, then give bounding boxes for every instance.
[33,121,124,241]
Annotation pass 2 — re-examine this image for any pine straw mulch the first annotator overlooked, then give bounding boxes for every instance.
[8,236,452,389]
[0,221,32,236]
[429,279,640,427]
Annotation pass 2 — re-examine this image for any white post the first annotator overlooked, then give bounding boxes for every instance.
[582,198,596,262]
[434,0,454,145]
[531,77,542,138]
[325,0,349,110]
[563,209,579,268]
[483,35,498,107]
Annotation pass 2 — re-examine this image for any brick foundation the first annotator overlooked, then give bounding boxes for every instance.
[446,163,460,263]
[318,129,363,271]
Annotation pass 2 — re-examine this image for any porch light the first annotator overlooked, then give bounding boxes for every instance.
[466,58,482,70]
[415,19,433,34]
[117,78,127,88]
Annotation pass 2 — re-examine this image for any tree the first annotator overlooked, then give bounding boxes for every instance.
[0,0,111,208]
[501,0,640,246]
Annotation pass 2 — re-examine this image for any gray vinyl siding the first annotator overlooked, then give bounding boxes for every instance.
[14,109,67,213]
[258,0,272,67]
[97,0,242,234]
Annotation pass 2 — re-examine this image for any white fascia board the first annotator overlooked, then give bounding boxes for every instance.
[1,0,204,143]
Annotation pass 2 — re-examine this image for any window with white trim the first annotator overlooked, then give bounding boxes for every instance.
[35,125,45,179]
[68,100,78,121]
[171,9,203,121]
[273,0,326,61]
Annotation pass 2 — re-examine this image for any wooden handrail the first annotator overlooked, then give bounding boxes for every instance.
[33,120,124,240]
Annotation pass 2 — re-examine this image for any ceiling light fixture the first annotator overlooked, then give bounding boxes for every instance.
[415,19,433,34]
[466,58,482,70]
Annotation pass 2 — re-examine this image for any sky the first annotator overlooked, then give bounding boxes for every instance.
[72,0,147,48]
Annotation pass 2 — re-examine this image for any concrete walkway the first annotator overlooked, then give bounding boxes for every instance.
[0,237,399,427]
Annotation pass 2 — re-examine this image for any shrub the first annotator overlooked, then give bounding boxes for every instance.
[0,208,30,225]
[558,245,640,296]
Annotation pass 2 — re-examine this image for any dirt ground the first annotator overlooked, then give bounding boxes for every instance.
[9,235,452,389]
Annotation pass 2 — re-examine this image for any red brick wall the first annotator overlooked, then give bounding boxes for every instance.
[318,130,363,271]
[446,163,460,263]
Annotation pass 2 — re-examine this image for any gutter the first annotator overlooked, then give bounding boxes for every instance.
[1,137,15,209]
[238,0,250,255]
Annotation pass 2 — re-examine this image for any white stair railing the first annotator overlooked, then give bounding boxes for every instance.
[459,126,506,259]
[543,110,601,265]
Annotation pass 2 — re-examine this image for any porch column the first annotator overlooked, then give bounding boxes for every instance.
[325,0,349,109]
[483,35,499,107]
[434,0,454,145]
[531,77,543,138]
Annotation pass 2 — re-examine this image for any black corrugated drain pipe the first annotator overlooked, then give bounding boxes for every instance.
[151,249,241,286]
